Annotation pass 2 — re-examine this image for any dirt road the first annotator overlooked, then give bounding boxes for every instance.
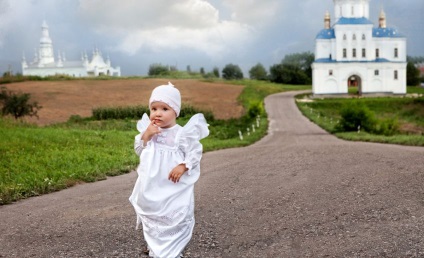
[1,91,423,257]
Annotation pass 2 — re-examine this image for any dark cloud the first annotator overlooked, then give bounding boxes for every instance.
[0,0,422,76]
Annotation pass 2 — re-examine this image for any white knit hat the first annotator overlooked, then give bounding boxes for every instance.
[149,82,181,117]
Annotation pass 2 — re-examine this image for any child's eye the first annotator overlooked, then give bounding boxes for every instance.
[152,108,157,111]
[163,108,168,111]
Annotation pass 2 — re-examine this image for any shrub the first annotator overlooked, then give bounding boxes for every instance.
[92,105,215,122]
[336,101,376,132]
[374,117,400,136]
[0,86,42,119]
[247,101,264,118]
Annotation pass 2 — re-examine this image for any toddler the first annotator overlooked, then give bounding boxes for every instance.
[129,82,209,257]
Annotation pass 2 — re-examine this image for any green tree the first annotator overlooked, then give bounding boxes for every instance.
[148,63,169,76]
[222,64,243,80]
[0,86,42,119]
[407,61,420,86]
[269,52,314,85]
[200,67,205,75]
[213,67,220,78]
[249,63,268,80]
[269,63,310,84]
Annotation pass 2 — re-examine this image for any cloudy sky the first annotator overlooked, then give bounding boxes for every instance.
[0,0,423,76]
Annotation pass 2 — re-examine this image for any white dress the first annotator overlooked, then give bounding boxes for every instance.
[129,113,209,258]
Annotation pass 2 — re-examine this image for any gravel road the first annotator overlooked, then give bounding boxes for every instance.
[1,91,423,258]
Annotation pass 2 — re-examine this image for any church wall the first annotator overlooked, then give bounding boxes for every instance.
[313,62,406,95]
[334,24,373,62]
[23,67,88,77]
[375,38,407,62]
[316,40,332,59]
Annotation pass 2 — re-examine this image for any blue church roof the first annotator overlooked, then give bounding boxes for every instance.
[315,58,394,63]
[373,27,404,38]
[316,29,335,39]
[335,17,374,25]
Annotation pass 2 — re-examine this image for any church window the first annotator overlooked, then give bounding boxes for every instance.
[362,34,366,40]
[343,48,347,58]
[394,48,399,58]
[376,48,380,58]
[362,48,366,58]
[352,49,357,58]
[375,70,379,76]
[394,70,398,80]
[351,6,354,15]
[353,34,356,40]
[343,34,347,40]
[329,70,333,76]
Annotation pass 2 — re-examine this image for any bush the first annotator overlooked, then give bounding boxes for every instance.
[374,117,399,136]
[0,86,42,119]
[92,104,215,122]
[336,101,376,132]
[247,101,264,118]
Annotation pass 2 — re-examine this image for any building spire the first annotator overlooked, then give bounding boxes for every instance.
[324,10,331,29]
[379,9,386,28]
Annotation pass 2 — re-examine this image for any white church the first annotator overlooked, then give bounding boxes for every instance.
[312,0,407,96]
[21,21,121,77]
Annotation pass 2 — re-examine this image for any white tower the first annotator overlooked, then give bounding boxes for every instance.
[38,20,55,65]
[333,0,370,19]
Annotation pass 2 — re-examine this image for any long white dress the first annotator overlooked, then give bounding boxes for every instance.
[129,113,209,258]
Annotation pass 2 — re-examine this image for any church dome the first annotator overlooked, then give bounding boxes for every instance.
[316,29,335,39]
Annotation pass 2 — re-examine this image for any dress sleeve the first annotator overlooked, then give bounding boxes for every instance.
[179,113,209,175]
[134,113,150,156]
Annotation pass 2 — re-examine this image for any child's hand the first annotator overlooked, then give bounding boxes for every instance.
[142,120,161,143]
[168,164,188,183]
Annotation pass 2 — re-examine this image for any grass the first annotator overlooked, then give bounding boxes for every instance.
[0,79,306,204]
[295,86,424,146]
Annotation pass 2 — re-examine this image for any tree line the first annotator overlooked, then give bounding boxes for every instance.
[149,52,423,86]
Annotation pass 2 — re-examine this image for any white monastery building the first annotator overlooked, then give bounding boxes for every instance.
[21,21,121,77]
[312,0,406,96]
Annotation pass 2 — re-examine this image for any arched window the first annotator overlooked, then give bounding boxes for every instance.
[343,34,347,40]
[353,34,356,40]
[362,34,366,40]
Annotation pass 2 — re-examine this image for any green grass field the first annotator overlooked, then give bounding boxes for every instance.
[296,86,424,146]
[2,80,422,205]
[0,79,304,204]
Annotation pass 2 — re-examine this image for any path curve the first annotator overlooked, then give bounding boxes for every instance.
[1,91,423,257]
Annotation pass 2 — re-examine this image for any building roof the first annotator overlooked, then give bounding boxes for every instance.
[316,29,335,39]
[335,17,374,25]
[373,27,404,38]
[314,58,397,63]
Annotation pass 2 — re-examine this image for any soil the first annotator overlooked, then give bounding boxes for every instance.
[3,79,244,125]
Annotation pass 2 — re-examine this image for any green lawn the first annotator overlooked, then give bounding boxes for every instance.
[296,86,424,146]
[0,79,307,204]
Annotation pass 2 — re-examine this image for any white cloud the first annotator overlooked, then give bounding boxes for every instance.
[78,0,255,58]
[222,0,282,26]
[0,0,32,48]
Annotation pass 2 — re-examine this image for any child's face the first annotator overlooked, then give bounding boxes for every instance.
[149,101,177,128]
